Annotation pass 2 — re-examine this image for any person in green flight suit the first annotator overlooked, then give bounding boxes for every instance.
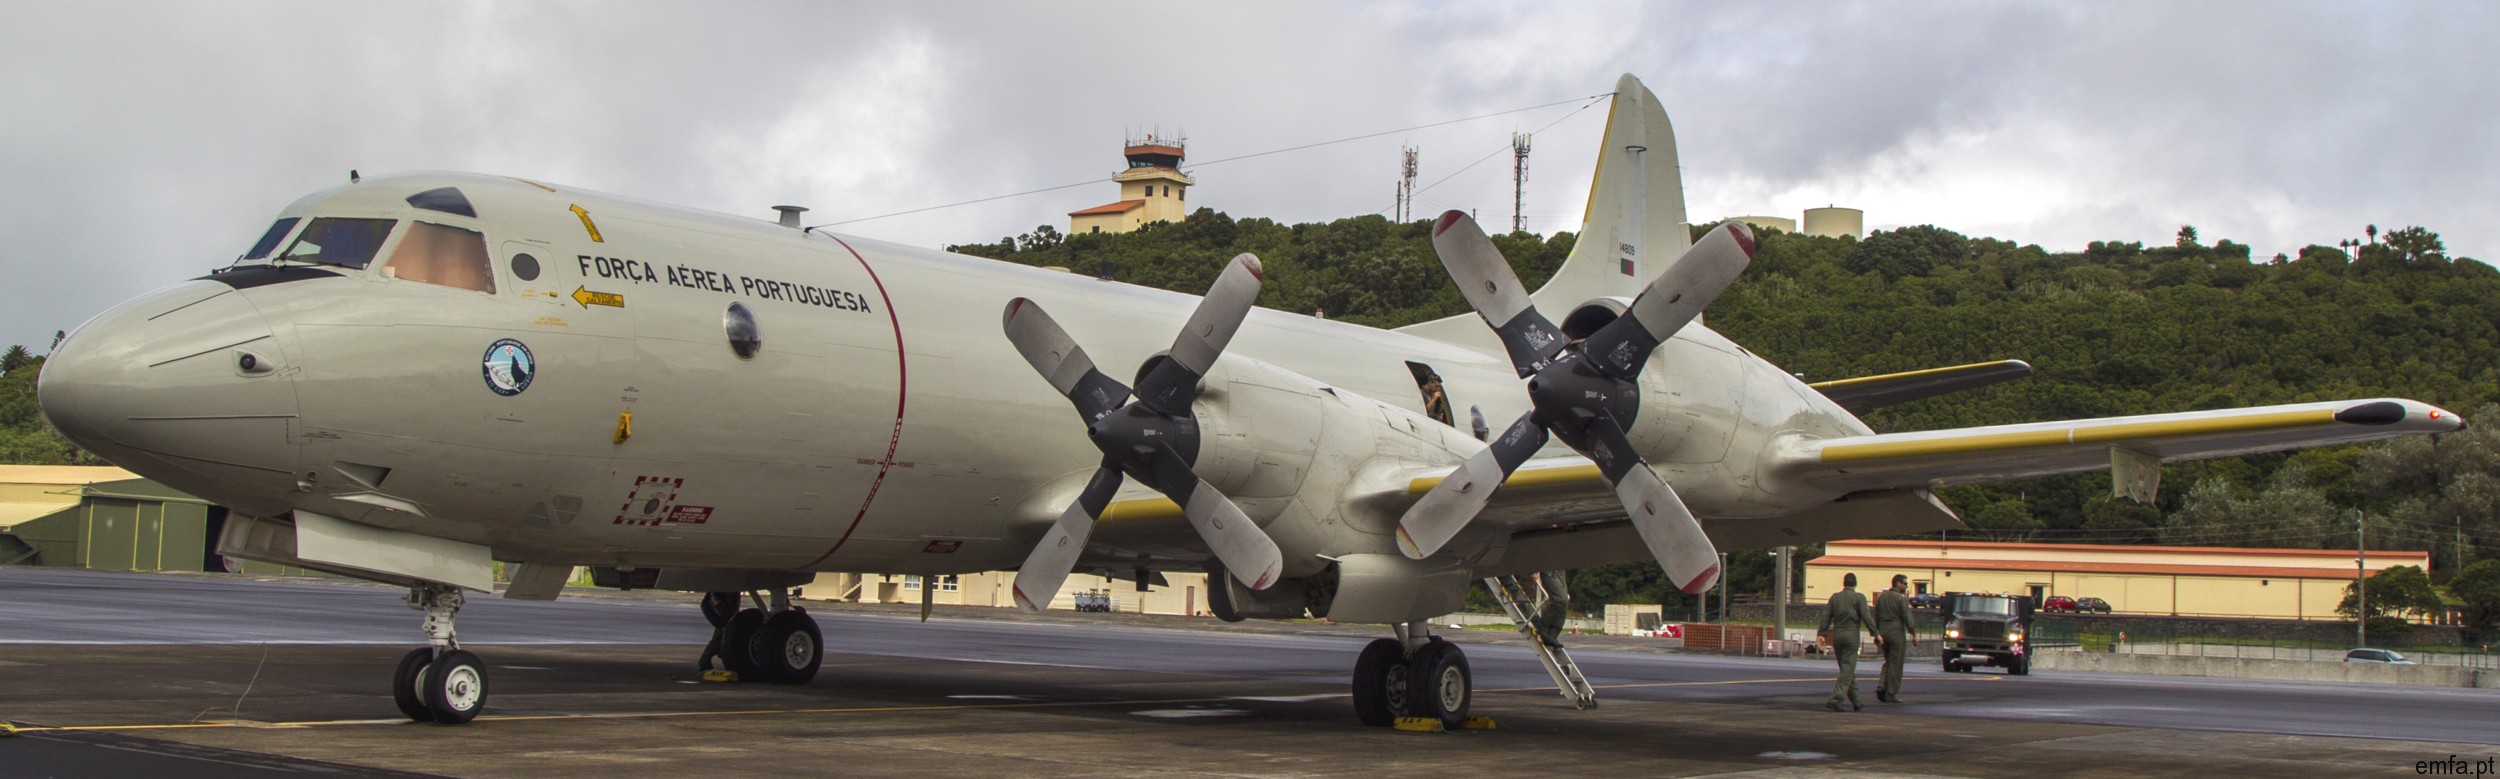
[1875,574,1912,703]
[1819,572,1875,712]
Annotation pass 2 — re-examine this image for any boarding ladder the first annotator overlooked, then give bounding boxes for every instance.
[1484,575,1597,709]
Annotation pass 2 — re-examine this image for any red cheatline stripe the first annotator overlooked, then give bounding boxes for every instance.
[804,234,908,569]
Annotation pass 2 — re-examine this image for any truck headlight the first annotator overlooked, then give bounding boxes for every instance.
[2009,627,2026,640]
[1945,625,1961,639]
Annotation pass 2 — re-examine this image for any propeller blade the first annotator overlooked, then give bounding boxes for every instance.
[1003,298,1132,421]
[1582,414,1721,594]
[1396,410,1548,559]
[1010,465,1126,612]
[1135,253,1264,415]
[1582,221,1758,380]
[1430,210,1567,378]
[1137,443,1283,591]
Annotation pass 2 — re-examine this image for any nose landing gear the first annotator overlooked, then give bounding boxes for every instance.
[392,584,486,724]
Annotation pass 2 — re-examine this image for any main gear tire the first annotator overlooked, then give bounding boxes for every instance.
[1350,638,1411,727]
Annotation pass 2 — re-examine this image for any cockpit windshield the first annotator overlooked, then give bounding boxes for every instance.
[279,217,397,269]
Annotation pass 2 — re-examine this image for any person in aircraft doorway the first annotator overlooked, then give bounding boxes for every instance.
[1875,574,1912,703]
[1420,373,1453,427]
[1819,572,1874,712]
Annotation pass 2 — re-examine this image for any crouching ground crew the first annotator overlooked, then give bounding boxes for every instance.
[1819,572,1875,712]
[1876,574,1911,703]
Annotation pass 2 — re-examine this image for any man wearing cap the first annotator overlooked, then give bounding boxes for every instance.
[1819,572,1875,712]
[1875,574,1912,702]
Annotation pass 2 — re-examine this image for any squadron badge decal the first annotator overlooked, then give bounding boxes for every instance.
[482,339,536,396]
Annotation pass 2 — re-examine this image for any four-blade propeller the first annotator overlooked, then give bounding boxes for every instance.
[1397,211,1755,595]
[1003,254,1284,612]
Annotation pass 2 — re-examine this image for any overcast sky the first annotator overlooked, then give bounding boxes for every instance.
[5,2,2494,352]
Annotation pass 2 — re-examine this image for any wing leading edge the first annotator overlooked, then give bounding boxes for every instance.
[1774,398,2462,494]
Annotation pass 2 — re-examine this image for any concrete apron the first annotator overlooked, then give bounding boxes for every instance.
[2035,650,2500,688]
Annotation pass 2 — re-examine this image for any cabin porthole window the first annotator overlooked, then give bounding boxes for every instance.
[725,302,762,359]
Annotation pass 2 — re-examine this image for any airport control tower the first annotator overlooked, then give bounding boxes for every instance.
[1069,134,1194,235]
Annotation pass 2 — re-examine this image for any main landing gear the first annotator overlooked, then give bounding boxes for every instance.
[1350,623,1472,729]
[698,589,821,684]
[393,584,486,724]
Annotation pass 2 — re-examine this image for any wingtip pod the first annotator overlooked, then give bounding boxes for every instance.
[2332,399,2468,432]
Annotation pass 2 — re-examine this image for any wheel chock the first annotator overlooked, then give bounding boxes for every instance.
[1459,716,1499,731]
[700,669,740,683]
[1392,717,1446,733]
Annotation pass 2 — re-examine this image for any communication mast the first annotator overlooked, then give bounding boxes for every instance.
[1395,147,1419,222]
[1511,132,1533,233]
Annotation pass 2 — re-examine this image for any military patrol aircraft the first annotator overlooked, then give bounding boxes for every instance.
[38,74,2461,727]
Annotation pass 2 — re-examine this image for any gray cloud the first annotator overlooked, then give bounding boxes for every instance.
[5,1,2494,352]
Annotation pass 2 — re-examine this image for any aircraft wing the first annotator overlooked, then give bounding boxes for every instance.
[1808,359,2032,413]
[1771,398,2462,494]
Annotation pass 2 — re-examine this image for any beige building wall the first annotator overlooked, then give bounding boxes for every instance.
[1807,539,2427,621]
[1803,207,1864,239]
[805,570,1216,616]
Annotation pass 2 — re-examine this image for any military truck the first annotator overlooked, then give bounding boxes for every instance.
[1940,592,2035,675]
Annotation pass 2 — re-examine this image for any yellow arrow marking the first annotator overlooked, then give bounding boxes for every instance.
[570,204,604,243]
[572,286,624,309]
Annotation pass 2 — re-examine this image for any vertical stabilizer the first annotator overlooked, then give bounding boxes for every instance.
[1400,74,1691,343]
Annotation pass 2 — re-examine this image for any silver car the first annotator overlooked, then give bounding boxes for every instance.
[2343,648,2416,664]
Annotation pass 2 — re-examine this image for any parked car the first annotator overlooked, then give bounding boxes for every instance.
[2344,648,2416,665]
[2042,595,2078,612]
[2075,597,2112,614]
[1910,592,1944,610]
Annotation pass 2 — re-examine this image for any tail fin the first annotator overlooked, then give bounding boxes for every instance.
[1400,73,1691,343]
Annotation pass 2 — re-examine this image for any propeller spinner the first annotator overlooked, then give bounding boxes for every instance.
[1002,254,1285,612]
[1396,211,1755,594]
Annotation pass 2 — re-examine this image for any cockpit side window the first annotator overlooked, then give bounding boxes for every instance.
[280,217,397,269]
[243,217,299,260]
[379,222,496,293]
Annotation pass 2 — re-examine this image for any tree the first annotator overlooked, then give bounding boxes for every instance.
[2338,565,2443,625]
[2451,559,2500,642]
[0,345,28,375]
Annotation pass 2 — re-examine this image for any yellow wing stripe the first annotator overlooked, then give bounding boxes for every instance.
[1818,409,2335,464]
[1407,463,1602,496]
[1807,360,2026,391]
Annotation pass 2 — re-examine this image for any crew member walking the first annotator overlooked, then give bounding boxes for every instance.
[1819,572,1875,712]
[1875,574,1911,703]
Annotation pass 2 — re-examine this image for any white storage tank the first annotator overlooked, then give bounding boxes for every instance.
[1803,206,1863,239]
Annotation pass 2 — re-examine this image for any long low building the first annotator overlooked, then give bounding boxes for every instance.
[1807,539,2429,621]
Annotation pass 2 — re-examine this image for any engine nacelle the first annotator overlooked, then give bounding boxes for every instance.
[1319,553,1473,625]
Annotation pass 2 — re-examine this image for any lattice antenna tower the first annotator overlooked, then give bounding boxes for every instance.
[1396,146,1419,222]
[1511,132,1533,233]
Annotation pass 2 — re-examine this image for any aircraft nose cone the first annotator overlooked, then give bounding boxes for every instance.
[40,281,300,514]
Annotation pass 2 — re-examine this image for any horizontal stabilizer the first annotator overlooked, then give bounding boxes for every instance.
[1809,360,2033,413]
